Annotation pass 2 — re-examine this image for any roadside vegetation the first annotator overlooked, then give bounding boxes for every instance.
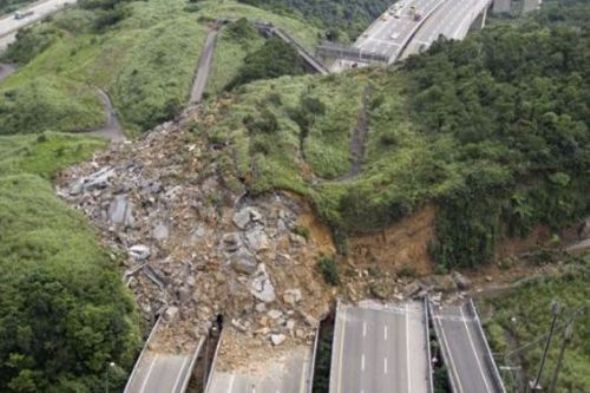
[0,132,140,393]
[196,0,590,269]
[0,0,319,135]
[480,257,590,392]
[0,0,35,15]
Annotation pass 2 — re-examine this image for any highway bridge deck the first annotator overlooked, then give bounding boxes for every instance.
[205,329,315,393]
[124,319,204,393]
[329,300,432,393]
[431,300,506,393]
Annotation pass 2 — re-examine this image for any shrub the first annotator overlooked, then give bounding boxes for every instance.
[318,256,340,286]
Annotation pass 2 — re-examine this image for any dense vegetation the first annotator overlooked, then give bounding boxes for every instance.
[228,36,305,89]
[237,0,391,39]
[197,0,590,269]
[0,0,318,135]
[0,133,140,393]
[481,259,590,392]
[0,0,34,15]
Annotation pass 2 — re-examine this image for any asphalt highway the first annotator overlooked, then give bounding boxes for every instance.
[402,0,491,58]
[0,0,77,38]
[329,301,430,393]
[431,303,502,393]
[124,352,195,393]
[206,345,313,393]
[354,0,444,62]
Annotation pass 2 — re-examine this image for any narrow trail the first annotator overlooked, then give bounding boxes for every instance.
[189,26,220,104]
[303,85,372,185]
[84,89,126,142]
[345,86,372,179]
[0,63,15,82]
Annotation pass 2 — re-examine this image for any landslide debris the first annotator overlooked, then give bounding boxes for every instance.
[57,118,334,359]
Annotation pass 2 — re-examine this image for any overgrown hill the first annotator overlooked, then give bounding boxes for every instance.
[0,0,319,135]
[194,0,590,269]
[0,132,141,393]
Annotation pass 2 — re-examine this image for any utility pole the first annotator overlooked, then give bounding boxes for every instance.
[548,323,574,393]
[528,301,561,392]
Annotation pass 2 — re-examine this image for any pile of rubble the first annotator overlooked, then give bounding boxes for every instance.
[57,121,333,360]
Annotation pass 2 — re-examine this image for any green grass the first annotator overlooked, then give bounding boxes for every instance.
[0,132,106,178]
[480,260,590,393]
[1,0,320,136]
[0,131,140,391]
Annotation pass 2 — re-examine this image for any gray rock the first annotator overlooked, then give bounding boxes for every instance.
[453,272,471,290]
[222,233,241,253]
[267,309,283,320]
[233,207,262,229]
[163,306,179,322]
[245,226,270,252]
[128,245,150,261]
[108,194,134,226]
[270,334,286,346]
[283,289,302,306]
[70,167,115,195]
[230,253,258,275]
[248,264,276,303]
[153,222,169,241]
[255,303,267,313]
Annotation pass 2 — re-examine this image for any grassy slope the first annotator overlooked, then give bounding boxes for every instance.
[0,133,140,392]
[480,261,590,392]
[0,0,319,135]
[197,67,459,229]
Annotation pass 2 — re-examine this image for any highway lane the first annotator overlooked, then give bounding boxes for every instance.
[354,0,445,62]
[432,303,503,393]
[206,344,313,393]
[0,0,77,38]
[124,352,195,393]
[329,301,431,393]
[401,0,490,59]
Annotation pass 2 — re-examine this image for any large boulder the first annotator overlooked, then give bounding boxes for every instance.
[230,253,258,275]
[233,207,262,229]
[248,264,276,303]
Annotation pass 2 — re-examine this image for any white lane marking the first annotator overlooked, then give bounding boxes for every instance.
[227,374,236,393]
[384,325,388,341]
[170,357,190,393]
[460,306,494,393]
[435,309,465,393]
[384,357,388,375]
[139,356,157,393]
[336,308,347,393]
[363,322,367,337]
[361,354,366,372]
[406,304,412,393]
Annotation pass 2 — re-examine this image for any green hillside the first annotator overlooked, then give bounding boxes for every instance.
[196,0,590,268]
[0,133,140,393]
[481,259,590,392]
[0,0,319,135]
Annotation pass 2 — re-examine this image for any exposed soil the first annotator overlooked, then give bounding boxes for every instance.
[346,204,436,275]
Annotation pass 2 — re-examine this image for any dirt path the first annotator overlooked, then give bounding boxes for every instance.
[0,63,15,82]
[84,89,126,142]
[346,86,371,178]
[189,27,219,104]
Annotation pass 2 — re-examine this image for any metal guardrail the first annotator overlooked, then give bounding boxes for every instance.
[424,298,435,393]
[316,42,389,63]
[468,299,507,393]
[428,298,462,393]
[123,317,163,393]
